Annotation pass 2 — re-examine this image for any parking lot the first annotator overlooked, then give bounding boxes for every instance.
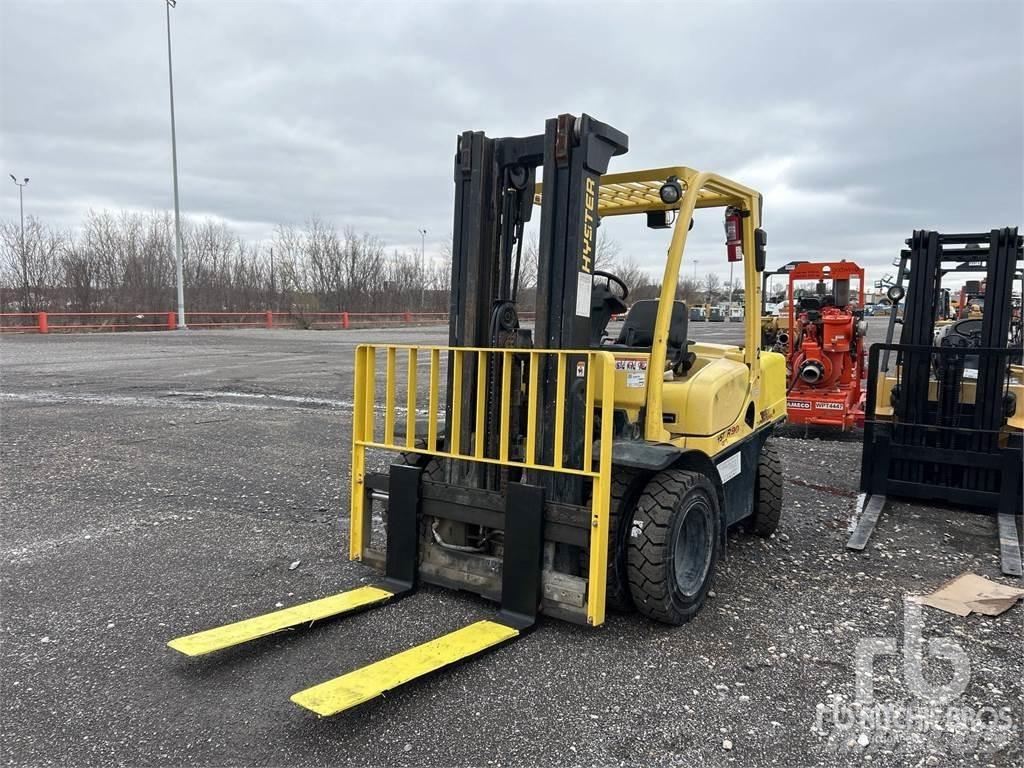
[1,323,1020,767]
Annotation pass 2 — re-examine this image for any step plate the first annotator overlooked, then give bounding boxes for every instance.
[168,585,395,657]
[290,620,519,716]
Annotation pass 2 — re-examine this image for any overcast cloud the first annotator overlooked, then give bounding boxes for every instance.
[1,0,1021,286]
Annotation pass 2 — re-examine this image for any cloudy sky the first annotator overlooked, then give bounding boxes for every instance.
[1,0,1021,287]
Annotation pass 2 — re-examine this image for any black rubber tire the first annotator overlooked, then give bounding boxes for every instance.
[746,440,783,538]
[397,438,430,470]
[604,468,646,613]
[626,469,721,625]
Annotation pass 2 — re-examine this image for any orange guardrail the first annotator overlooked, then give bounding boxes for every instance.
[0,310,528,334]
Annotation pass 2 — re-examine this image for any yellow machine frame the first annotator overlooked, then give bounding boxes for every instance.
[350,166,787,627]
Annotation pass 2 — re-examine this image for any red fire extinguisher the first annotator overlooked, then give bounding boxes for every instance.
[724,207,744,263]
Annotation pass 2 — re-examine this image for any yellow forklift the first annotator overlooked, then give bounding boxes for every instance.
[169,114,788,716]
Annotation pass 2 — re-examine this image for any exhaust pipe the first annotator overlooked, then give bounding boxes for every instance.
[798,360,825,384]
[777,331,790,345]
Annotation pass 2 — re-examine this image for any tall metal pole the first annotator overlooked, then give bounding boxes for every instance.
[418,228,426,310]
[17,182,24,257]
[9,175,29,309]
[165,0,186,329]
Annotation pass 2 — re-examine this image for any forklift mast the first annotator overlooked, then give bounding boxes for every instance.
[446,114,627,492]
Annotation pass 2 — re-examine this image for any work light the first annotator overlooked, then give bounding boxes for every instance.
[659,176,682,205]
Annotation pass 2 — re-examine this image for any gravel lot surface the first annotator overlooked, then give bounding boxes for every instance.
[1,320,1020,767]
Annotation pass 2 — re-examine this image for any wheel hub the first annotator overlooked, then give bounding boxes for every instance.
[672,500,713,597]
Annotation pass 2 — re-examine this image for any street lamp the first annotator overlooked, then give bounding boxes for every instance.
[9,174,29,309]
[417,228,427,309]
[164,0,186,329]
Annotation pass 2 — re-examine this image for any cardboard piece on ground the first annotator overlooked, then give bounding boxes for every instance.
[915,572,1024,617]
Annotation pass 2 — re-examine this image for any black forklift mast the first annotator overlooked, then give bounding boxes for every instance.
[895,230,1022,454]
[445,114,627,495]
[852,228,1023,575]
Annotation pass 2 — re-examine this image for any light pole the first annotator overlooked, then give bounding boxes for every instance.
[418,228,427,309]
[165,0,186,329]
[9,174,29,309]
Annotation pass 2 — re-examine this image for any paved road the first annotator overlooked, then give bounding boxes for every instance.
[1,324,1019,767]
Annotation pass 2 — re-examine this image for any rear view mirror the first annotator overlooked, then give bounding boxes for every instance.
[755,228,767,272]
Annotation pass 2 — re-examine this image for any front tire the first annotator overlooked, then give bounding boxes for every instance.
[626,469,721,625]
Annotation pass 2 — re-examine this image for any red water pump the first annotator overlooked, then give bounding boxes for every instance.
[785,261,866,429]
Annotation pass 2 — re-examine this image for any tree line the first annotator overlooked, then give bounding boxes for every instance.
[0,210,734,316]
[0,211,450,316]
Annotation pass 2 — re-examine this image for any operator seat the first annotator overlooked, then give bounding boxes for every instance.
[616,299,689,351]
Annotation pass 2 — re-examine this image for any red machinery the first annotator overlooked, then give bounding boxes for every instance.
[785,261,867,429]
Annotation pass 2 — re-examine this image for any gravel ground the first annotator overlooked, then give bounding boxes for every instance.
[0,322,1020,767]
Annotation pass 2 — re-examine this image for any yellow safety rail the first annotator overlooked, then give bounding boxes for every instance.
[350,345,616,626]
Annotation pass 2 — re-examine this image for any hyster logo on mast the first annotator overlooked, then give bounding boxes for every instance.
[581,176,596,272]
[575,176,598,318]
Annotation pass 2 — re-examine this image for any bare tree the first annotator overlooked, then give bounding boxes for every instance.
[676,277,700,305]
[0,216,65,311]
[593,230,620,272]
[702,272,722,304]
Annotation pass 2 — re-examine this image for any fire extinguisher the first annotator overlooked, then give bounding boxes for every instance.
[724,207,744,263]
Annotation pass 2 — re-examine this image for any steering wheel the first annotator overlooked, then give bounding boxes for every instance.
[592,270,629,301]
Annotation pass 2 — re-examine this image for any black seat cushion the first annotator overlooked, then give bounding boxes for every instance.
[616,299,689,349]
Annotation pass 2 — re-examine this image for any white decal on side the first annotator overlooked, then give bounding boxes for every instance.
[626,371,646,388]
[614,358,648,371]
[717,452,742,484]
[575,272,592,317]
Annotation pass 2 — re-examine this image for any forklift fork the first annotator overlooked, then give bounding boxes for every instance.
[169,466,547,716]
[291,481,544,716]
[168,464,424,658]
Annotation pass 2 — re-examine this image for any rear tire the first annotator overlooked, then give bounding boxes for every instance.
[627,469,721,625]
[746,440,782,538]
